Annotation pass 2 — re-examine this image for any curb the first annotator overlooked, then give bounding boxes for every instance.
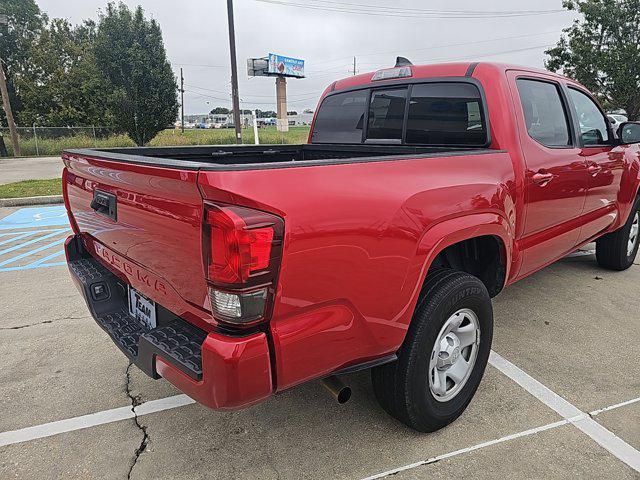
[0,195,64,207]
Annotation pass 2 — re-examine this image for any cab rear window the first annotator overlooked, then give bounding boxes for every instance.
[310,90,367,144]
[311,81,488,146]
[405,83,485,145]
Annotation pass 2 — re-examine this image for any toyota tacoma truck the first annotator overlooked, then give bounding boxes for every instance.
[62,61,640,432]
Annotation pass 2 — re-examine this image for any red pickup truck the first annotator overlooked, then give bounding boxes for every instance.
[62,61,640,432]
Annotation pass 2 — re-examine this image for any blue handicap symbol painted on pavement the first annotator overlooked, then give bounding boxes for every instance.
[0,205,72,271]
[0,205,70,230]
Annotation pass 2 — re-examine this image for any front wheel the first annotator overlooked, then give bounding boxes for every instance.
[371,269,493,432]
[596,196,640,271]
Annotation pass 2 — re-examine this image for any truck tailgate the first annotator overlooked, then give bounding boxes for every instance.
[63,152,207,313]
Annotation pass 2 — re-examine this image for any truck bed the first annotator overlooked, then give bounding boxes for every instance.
[65,144,495,171]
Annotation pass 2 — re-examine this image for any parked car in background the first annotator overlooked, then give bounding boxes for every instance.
[608,113,629,124]
[608,114,629,131]
[62,61,640,432]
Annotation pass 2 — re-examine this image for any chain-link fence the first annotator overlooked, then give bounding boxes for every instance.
[0,126,130,157]
[0,125,311,157]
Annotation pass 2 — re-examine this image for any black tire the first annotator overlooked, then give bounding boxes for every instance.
[371,269,493,432]
[596,195,640,271]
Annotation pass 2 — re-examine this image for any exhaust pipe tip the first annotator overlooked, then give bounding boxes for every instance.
[321,376,352,404]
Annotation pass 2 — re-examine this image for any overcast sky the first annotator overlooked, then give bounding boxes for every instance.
[36,0,579,115]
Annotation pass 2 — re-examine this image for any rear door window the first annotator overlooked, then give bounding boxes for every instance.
[310,90,368,143]
[516,79,571,148]
[366,88,407,142]
[405,83,486,145]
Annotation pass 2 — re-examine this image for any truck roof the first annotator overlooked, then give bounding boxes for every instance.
[325,61,576,96]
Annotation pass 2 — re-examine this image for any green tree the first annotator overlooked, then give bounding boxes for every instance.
[209,107,230,115]
[0,0,46,124]
[17,19,108,126]
[545,0,640,119]
[256,110,276,118]
[93,3,178,145]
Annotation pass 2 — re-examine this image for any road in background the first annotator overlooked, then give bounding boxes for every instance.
[0,156,62,185]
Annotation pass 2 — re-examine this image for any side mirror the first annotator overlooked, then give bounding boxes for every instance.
[618,122,640,144]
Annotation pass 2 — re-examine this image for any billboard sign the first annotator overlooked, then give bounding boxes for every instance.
[268,53,305,78]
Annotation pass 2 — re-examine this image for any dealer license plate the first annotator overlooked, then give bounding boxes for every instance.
[128,286,157,329]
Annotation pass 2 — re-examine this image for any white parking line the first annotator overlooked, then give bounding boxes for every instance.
[362,354,640,479]
[589,396,640,416]
[489,351,640,472]
[0,394,194,448]
[362,418,573,479]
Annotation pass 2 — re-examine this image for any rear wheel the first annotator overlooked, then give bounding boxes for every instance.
[371,269,493,432]
[596,196,640,271]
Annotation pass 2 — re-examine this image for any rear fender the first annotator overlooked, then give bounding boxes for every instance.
[403,213,513,316]
[613,150,640,229]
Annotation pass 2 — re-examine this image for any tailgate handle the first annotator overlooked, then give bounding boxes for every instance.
[90,190,117,221]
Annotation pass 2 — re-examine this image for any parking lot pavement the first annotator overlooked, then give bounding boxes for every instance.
[1,422,140,480]
[395,424,637,479]
[0,205,639,479]
[594,401,640,451]
[492,250,640,412]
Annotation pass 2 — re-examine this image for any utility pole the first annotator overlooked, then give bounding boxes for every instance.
[0,14,19,157]
[353,56,357,76]
[226,0,242,144]
[180,68,185,133]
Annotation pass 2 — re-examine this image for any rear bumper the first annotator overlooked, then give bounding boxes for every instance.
[65,234,273,410]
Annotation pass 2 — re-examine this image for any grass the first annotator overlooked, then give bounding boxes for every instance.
[6,126,311,157]
[148,126,310,147]
[0,178,62,198]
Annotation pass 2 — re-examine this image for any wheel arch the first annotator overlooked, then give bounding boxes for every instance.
[414,213,512,299]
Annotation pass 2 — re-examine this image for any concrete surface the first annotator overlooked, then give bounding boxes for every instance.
[1,421,140,480]
[396,425,638,479]
[595,402,640,451]
[492,253,640,412]
[0,205,638,479]
[0,156,62,185]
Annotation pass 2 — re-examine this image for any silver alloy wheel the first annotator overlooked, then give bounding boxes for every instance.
[628,212,639,257]
[428,308,480,402]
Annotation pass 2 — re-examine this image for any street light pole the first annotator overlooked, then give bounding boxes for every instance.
[0,14,20,157]
[226,0,242,144]
[180,67,185,133]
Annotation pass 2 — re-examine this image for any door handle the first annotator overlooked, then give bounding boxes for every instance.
[588,164,602,176]
[532,172,555,185]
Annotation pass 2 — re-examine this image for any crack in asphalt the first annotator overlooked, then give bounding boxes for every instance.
[125,362,149,480]
[0,315,88,330]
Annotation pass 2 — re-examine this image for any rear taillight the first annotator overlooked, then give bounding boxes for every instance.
[203,203,284,327]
